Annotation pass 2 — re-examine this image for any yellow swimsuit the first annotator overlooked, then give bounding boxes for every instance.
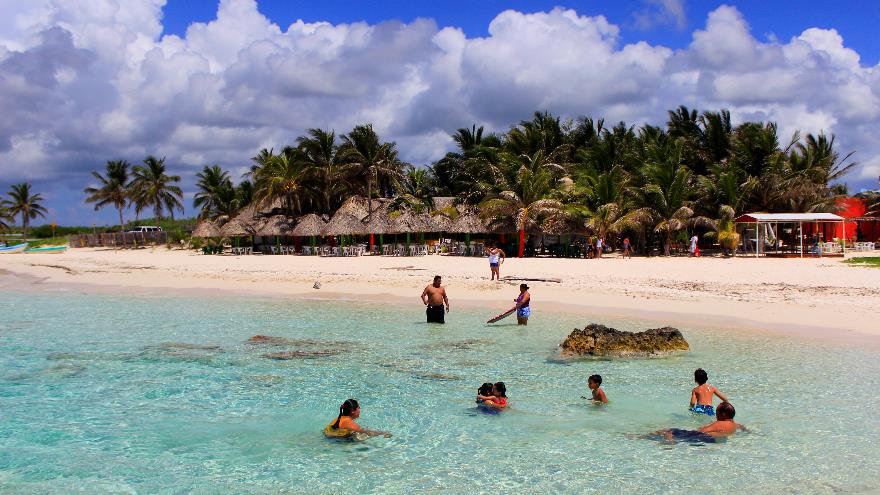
[323,423,353,438]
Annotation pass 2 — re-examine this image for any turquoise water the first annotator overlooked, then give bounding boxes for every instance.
[1,291,879,494]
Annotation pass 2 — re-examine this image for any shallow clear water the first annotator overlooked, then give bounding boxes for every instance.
[1,291,879,494]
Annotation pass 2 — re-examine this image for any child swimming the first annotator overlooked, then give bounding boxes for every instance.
[478,382,508,410]
[476,382,494,404]
[581,374,608,404]
[689,368,728,416]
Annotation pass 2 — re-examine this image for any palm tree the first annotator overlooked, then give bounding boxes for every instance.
[390,165,436,214]
[339,124,404,219]
[704,205,740,257]
[480,166,563,257]
[129,156,184,224]
[0,206,11,233]
[84,160,131,234]
[193,165,232,220]
[236,179,254,209]
[3,183,48,237]
[297,128,344,213]
[638,144,712,255]
[253,148,312,215]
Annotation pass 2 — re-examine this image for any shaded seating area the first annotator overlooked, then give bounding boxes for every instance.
[734,213,848,257]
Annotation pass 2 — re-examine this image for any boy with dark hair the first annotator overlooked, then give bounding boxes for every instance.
[690,368,728,416]
[582,374,608,403]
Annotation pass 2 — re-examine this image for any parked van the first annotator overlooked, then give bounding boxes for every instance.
[128,226,163,233]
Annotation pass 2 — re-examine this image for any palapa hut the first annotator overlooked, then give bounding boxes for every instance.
[324,212,369,236]
[256,215,295,237]
[218,215,258,237]
[292,214,327,237]
[431,213,453,232]
[387,210,434,234]
[446,211,491,234]
[192,219,221,238]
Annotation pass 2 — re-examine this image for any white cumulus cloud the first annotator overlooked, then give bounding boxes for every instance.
[0,0,878,223]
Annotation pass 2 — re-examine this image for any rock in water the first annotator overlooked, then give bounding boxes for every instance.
[559,324,689,357]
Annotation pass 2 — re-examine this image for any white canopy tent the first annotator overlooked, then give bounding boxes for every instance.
[734,213,846,258]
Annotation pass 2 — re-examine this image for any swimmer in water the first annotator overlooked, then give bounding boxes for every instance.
[479,382,508,410]
[581,374,608,404]
[476,382,494,404]
[646,401,744,444]
[323,399,391,439]
[690,368,728,416]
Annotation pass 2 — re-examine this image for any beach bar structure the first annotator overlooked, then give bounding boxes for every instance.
[734,213,846,257]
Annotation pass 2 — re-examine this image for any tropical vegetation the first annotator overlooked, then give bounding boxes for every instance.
[56,105,870,254]
[2,183,48,237]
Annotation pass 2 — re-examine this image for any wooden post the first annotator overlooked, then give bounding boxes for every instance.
[799,221,803,258]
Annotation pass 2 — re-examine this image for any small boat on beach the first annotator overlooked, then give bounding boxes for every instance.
[0,242,28,253]
[25,245,67,254]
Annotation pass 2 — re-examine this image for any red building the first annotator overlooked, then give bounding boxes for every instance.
[837,197,879,242]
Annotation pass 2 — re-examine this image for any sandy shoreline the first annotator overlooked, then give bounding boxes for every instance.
[1,248,878,346]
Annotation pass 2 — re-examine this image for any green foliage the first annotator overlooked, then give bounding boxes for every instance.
[843,257,880,267]
[65,106,857,257]
[2,183,48,236]
[26,237,69,248]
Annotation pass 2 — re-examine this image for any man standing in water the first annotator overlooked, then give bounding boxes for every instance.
[421,275,450,324]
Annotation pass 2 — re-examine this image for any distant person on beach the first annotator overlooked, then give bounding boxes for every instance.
[595,237,604,258]
[690,368,728,416]
[582,374,608,403]
[478,382,508,410]
[646,401,743,444]
[323,399,391,439]
[486,243,506,281]
[622,237,632,258]
[689,234,699,257]
[421,275,449,324]
[514,284,530,325]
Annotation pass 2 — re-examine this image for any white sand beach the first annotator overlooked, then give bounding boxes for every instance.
[1,248,877,343]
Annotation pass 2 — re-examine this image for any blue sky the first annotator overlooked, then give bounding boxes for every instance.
[164,0,880,64]
[1,0,879,226]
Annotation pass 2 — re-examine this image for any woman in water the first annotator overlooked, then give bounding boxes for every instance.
[514,284,530,325]
[323,398,392,439]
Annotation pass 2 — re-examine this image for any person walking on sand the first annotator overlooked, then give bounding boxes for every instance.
[421,275,450,324]
[622,237,632,259]
[689,234,699,257]
[514,283,530,325]
[595,237,604,258]
[486,243,506,281]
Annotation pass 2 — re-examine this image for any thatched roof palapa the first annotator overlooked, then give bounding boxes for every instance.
[324,212,369,236]
[431,213,453,232]
[255,215,295,237]
[192,219,221,238]
[292,214,328,237]
[219,216,259,237]
[446,211,492,234]
[388,210,435,234]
